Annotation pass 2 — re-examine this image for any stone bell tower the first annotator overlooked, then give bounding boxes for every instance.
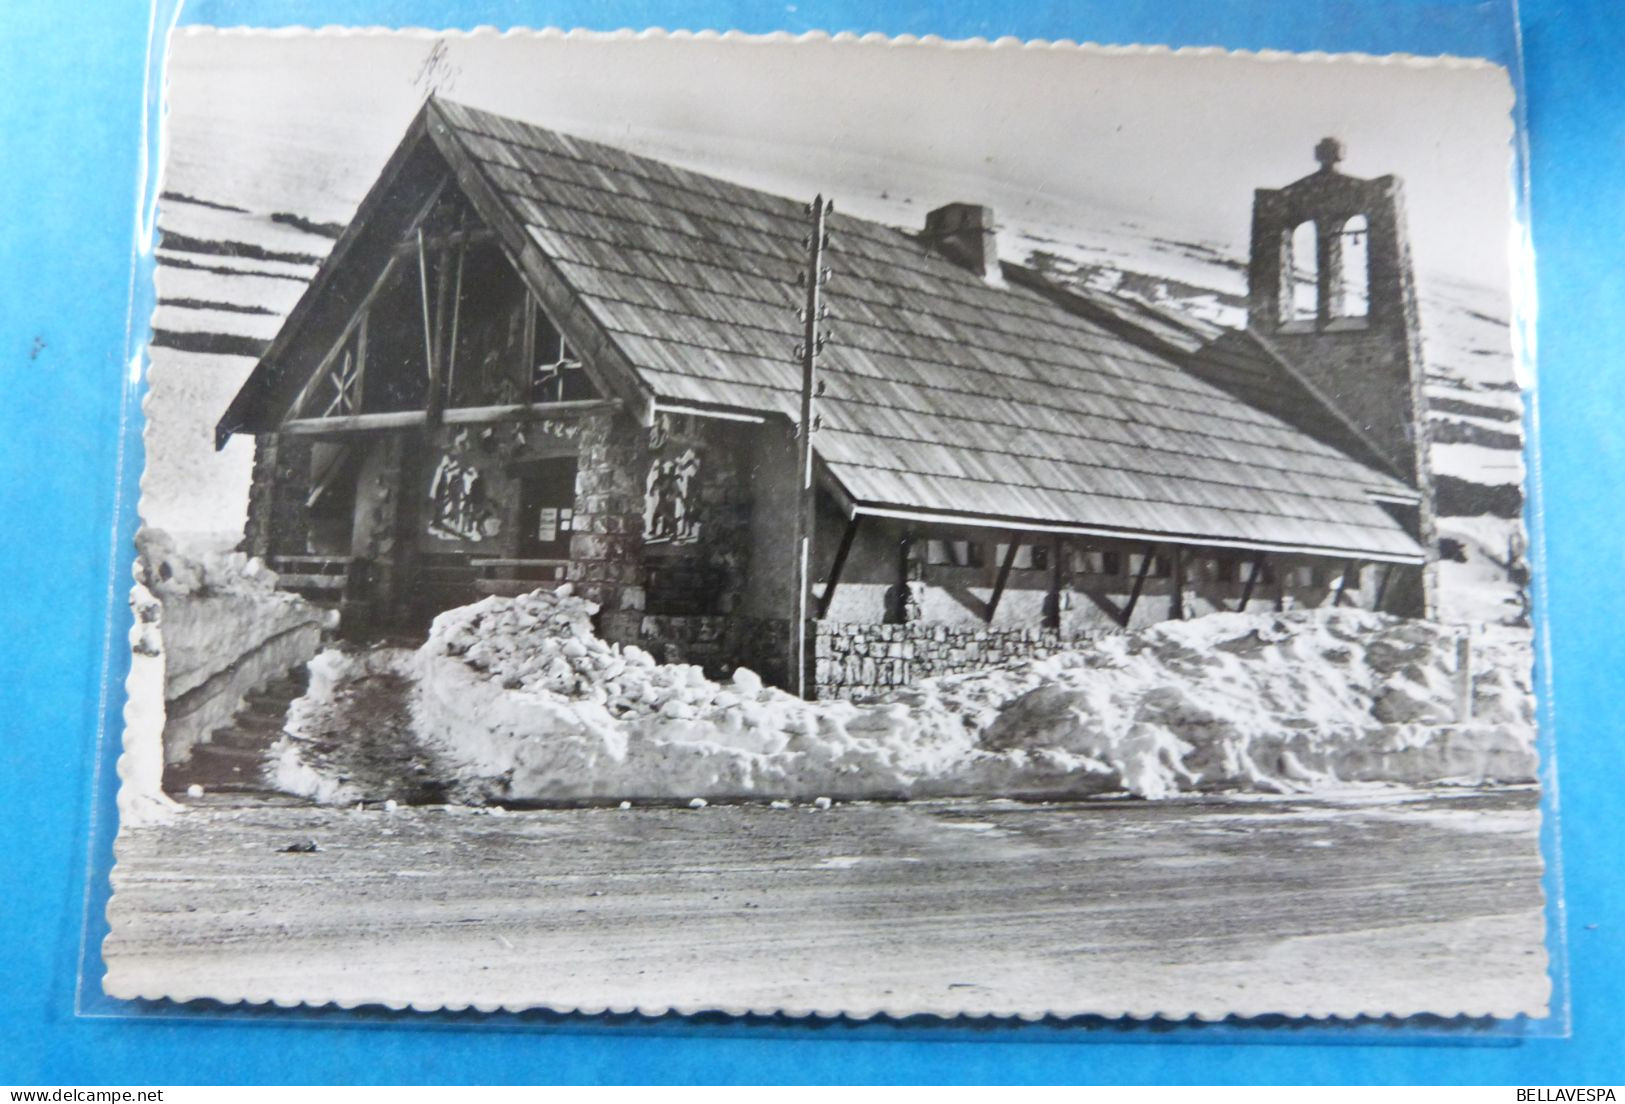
[1248,138,1435,616]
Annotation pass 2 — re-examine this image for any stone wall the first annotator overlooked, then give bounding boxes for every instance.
[570,409,767,672]
[636,614,790,685]
[568,409,650,645]
[639,414,754,618]
[815,621,1105,700]
[242,433,314,560]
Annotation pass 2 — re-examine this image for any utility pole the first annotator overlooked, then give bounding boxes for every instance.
[790,195,833,698]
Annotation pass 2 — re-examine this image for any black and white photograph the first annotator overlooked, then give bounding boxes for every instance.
[105,27,1546,1019]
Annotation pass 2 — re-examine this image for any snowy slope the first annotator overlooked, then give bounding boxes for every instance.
[142,194,335,539]
[1004,221,1529,628]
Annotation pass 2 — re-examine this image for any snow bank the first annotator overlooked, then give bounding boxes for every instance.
[269,643,429,806]
[119,572,181,825]
[408,588,1536,805]
[135,529,324,764]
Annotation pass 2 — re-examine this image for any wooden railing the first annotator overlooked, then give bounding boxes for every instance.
[269,555,355,605]
[472,558,572,597]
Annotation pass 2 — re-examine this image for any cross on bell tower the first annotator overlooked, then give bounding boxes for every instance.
[1314,136,1345,173]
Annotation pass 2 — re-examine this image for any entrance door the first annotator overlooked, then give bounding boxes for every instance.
[518,456,579,561]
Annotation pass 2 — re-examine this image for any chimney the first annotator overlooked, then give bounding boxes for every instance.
[923,202,1000,280]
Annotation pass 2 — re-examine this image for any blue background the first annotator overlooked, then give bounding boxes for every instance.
[4,0,1622,1084]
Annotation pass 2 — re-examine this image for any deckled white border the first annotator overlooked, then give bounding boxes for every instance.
[97,18,1556,1028]
[179,21,1502,68]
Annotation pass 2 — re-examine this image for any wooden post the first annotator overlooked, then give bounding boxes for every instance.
[351,313,369,414]
[1238,550,1266,612]
[1454,633,1474,722]
[1170,545,1186,620]
[520,294,538,402]
[441,236,467,409]
[789,195,832,699]
[1333,559,1357,607]
[415,228,437,393]
[986,534,1023,623]
[1121,543,1157,627]
[891,533,914,623]
[1045,536,1064,630]
[1373,563,1394,613]
[426,238,454,426]
[816,514,861,620]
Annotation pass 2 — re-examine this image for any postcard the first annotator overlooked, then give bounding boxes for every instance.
[107,27,1542,1019]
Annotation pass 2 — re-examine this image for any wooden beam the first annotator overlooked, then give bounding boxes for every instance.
[520,293,538,399]
[890,534,915,624]
[268,572,348,591]
[441,236,467,407]
[282,398,622,438]
[283,411,427,436]
[390,227,493,257]
[651,400,770,426]
[816,514,862,620]
[815,460,859,521]
[1373,562,1394,613]
[426,235,453,426]
[286,257,397,421]
[1170,545,1186,621]
[985,534,1024,623]
[1121,544,1157,628]
[846,503,1426,567]
[353,313,368,414]
[443,398,620,425]
[416,227,437,390]
[1237,550,1267,612]
[1045,536,1064,630]
[304,445,353,510]
[1333,559,1358,607]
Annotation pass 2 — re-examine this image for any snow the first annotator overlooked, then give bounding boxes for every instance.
[150,304,283,344]
[157,200,334,263]
[141,348,258,537]
[119,572,181,826]
[268,645,424,807]
[1432,441,1526,484]
[134,529,325,765]
[273,587,1536,807]
[154,264,309,317]
[104,788,1548,1018]
[1437,516,1531,628]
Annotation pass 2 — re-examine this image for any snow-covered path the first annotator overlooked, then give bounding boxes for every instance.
[104,788,1548,1020]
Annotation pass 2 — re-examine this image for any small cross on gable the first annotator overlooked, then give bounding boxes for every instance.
[321,349,361,417]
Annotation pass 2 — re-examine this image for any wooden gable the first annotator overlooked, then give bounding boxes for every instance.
[216,101,641,449]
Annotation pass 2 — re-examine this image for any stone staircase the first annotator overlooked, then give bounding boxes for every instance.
[163,667,310,803]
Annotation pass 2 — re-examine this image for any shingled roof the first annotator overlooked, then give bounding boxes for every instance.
[223,97,1426,563]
